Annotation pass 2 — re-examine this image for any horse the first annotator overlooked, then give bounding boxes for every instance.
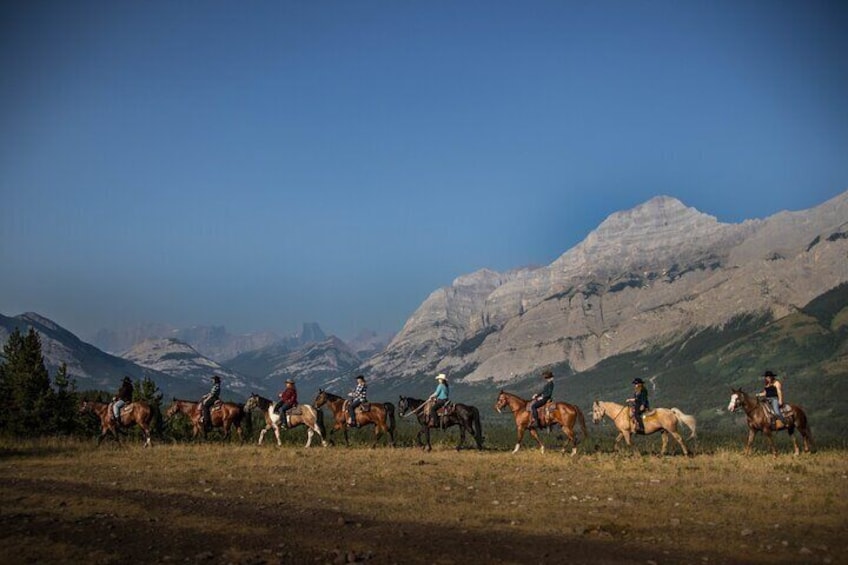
[314,389,396,448]
[727,388,813,456]
[164,398,246,441]
[79,399,153,447]
[397,396,484,451]
[244,393,327,448]
[494,390,587,455]
[591,400,695,456]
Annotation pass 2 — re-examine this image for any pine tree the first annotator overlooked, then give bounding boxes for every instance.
[0,328,55,436]
[51,363,81,435]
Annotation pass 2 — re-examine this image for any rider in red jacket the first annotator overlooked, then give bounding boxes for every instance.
[275,379,298,429]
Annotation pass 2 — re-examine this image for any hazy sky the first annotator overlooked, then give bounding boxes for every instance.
[2,1,847,341]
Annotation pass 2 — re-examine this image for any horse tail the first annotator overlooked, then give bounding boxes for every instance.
[471,406,484,448]
[576,406,588,443]
[671,408,697,440]
[384,402,396,435]
[239,403,253,439]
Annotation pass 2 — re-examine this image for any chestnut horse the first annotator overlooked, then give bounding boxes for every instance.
[397,396,484,451]
[314,389,396,448]
[591,400,694,456]
[494,391,587,455]
[244,393,327,448]
[165,398,246,441]
[79,400,153,447]
[727,388,813,456]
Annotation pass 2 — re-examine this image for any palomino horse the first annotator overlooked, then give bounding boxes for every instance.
[314,389,396,448]
[398,396,484,451]
[494,390,587,455]
[79,399,153,447]
[727,388,813,456]
[165,398,246,441]
[244,393,327,448]
[592,400,695,456]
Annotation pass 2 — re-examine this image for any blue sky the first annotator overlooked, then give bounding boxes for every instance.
[1,1,847,341]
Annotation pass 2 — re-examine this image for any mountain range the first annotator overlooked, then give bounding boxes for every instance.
[2,192,846,427]
[362,192,848,385]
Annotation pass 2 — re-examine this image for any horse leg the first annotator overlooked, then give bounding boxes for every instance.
[424,426,432,452]
[789,431,800,457]
[744,429,756,455]
[512,425,527,454]
[660,431,669,456]
[305,428,314,448]
[371,423,385,449]
[529,428,545,453]
[669,430,688,456]
[561,426,577,456]
[456,422,467,451]
[273,424,282,447]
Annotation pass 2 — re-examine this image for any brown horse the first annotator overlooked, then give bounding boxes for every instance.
[244,393,327,448]
[592,400,694,456]
[79,400,153,447]
[727,388,813,456]
[494,390,587,455]
[165,398,246,441]
[314,389,396,448]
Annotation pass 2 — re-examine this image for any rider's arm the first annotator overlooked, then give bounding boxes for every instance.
[775,381,784,405]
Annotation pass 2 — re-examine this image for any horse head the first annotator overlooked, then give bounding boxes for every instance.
[397,395,409,415]
[314,390,327,408]
[78,400,93,414]
[591,400,605,424]
[244,393,259,411]
[494,390,508,413]
[727,388,744,412]
[164,401,181,419]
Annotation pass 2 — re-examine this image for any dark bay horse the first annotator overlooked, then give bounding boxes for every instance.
[592,400,695,456]
[398,396,484,451]
[727,388,813,456]
[314,389,396,448]
[494,391,587,455]
[79,400,153,447]
[165,398,246,441]
[244,393,327,448]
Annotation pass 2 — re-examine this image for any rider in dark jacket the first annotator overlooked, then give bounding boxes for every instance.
[113,376,134,424]
[529,370,554,428]
[627,378,649,433]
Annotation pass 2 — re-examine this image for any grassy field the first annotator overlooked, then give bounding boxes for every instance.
[1,424,846,565]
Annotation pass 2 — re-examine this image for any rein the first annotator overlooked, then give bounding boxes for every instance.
[402,402,428,418]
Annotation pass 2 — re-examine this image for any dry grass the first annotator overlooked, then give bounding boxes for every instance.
[1,438,846,564]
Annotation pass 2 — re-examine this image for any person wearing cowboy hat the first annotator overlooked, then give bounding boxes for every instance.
[199,375,222,431]
[756,370,786,426]
[626,377,649,433]
[347,375,368,427]
[529,370,554,428]
[428,373,450,428]
[274,378,298,429]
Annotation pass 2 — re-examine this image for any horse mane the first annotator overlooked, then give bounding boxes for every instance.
[319,390,344,402]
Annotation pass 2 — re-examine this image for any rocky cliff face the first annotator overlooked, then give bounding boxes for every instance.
[121,338,262,393]
[361,192,848,383]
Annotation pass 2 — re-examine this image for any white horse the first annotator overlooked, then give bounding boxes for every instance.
[244,393,327,448]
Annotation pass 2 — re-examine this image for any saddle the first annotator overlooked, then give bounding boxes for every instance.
[287,406,303,416]
[437,401,455,418]
[760,400,794,429]
[526,401,555,427]
[343,400,371,413]
[108,402,134,417]
[211,400,224,412]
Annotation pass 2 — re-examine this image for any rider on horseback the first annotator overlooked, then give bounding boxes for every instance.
[529,370,554,428]
[756,370,786,427]
[347,375,367,428]
[112,376,134,426]
[428,373,450,428]
[627,377,649,433]
[199,375,221,431]
[274,379,298,429]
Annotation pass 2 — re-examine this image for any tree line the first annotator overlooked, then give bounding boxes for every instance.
[0,327,166,439]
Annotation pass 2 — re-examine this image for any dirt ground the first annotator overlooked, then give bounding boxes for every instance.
[1,440,845,564]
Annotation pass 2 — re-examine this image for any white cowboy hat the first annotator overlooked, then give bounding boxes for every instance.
[435,374,447,381]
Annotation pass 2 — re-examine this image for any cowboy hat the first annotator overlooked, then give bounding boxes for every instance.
[285,378,295,385]
[435,373,447,381]
[632,377,645,385]
[762,370,776,378]
[542,370,554,379]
